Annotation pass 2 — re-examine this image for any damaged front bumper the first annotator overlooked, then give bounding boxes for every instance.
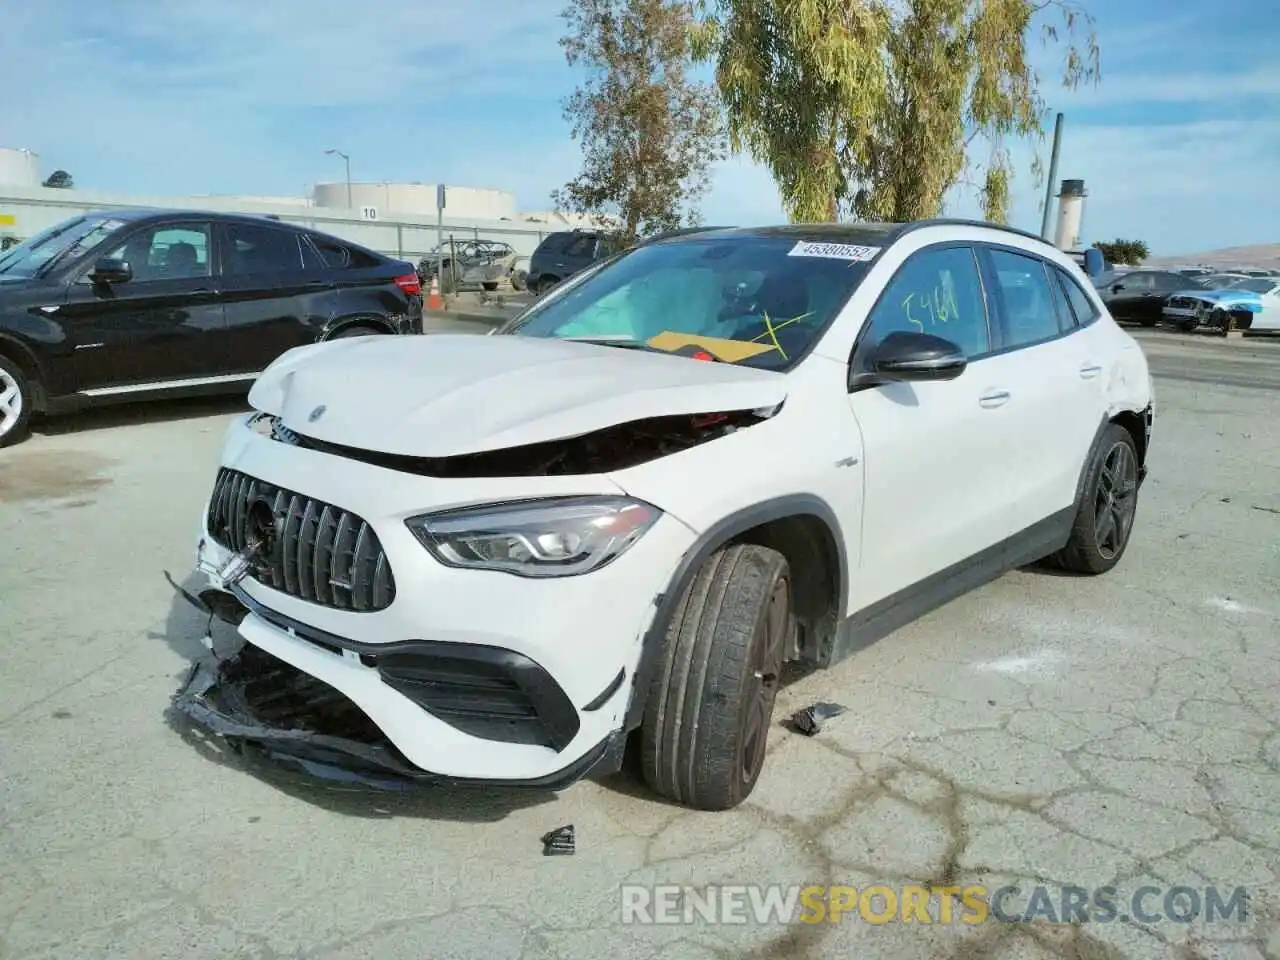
[171,638,622,791]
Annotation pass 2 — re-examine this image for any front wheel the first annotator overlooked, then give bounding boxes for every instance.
[640,544,794,810]
[0,355,33,448]
[1050,423,1141,574]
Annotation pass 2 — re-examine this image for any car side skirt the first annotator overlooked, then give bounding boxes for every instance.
[827,505,1075,665]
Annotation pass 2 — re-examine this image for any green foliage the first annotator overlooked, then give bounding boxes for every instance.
[1093,239,1149,265]
[42,170,74,189]
[556,0,727,242]
[691,0,1100,223]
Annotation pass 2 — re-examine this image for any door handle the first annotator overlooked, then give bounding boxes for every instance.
[1080,363,1103,379]
[979,389,1011,408]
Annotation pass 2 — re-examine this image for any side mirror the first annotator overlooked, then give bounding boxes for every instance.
[851,330,967,390]
[1083,247,1104,277]
[1111,283,1125,293]
[90,258,131,285]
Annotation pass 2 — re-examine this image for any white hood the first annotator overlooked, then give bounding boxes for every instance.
[248,334,789,457]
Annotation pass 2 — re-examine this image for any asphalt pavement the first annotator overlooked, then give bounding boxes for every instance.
[0,327,1277,960]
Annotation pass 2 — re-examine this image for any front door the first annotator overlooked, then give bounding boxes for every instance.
[60,221,227,392]
[217,221,329,375]
[847,243,1017,610]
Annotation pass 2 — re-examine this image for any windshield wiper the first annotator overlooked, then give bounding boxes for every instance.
[560,335,652,350]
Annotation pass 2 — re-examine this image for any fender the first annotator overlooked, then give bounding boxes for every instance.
[0,332,50,410]
[621,494,849,733]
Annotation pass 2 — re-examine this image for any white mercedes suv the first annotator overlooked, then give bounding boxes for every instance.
[175,220,1154,811]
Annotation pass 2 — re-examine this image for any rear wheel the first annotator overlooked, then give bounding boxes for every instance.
[640,544,794,810]
[0,355,33,448]
[1050,423,1140,574]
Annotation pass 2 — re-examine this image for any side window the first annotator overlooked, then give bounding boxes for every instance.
[222,224,304,276]
[1055,267,1100,326]
[1121,272,1154,292]
[987,249,1063,348]
[539,233,570,255]
[862,245,990,359]
[100,224,211,282]
[308,235,350,269]
[564,235,598,258]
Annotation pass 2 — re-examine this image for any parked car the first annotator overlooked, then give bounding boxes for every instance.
[526,228,626,295]
[0,209,422,447]
[417,239,519,291]
[174,219,1154,809]
[1163,275,1280,333]
[1094,268,1209,326]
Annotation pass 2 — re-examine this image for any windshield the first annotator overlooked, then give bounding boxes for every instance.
[1227,278,1276,294]
[0,215,128,279]
[503,234,881,370]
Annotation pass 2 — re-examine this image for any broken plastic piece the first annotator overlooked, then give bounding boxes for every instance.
[787,701,848,736]
[541,824,575,856]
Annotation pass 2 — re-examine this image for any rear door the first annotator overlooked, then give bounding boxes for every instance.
[59,220,228,391]
[1101,271,1153,322]
[216,221,329,374]
[977,246,1106,538]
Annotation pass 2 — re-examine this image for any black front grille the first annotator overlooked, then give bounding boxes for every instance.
[206,468,396,612]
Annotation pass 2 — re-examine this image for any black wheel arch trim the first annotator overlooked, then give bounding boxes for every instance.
[0,333,48,410]
[622,494,849,733]
[323,314,395,339]
[1074,405,1152,510]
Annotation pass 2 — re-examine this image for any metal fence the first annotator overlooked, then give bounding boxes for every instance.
[0,185,571,264]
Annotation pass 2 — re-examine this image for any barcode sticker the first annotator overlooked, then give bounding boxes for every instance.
[787,241,881,262]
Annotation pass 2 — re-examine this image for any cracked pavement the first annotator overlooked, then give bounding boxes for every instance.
[1,331,1277,960]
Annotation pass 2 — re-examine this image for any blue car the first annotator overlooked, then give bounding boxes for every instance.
[1163,275,1274,332]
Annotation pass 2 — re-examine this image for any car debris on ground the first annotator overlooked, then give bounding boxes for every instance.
[541,825,575,856]
[786,702,848,736]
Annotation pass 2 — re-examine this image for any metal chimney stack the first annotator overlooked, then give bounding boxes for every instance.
[1054,179,1087,250]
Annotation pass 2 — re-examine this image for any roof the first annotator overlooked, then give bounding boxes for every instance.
[642,218,1059,252]
[83,208,313,230]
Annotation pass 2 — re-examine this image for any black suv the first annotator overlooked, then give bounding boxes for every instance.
[0,209,423,447]
[1094,269,1208,327]
[526,229,625,295]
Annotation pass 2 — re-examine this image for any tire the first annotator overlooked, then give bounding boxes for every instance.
[510,269,528,292]
[0,354,33,449]
[481,281,498,292]
[640,543,794,810]
[331,325,381,339]
[1049,423,1141,575]
[1175,319,1198,333]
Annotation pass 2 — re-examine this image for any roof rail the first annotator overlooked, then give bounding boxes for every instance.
[892,217,1054,247]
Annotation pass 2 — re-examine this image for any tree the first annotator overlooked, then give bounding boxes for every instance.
[555,0,726,241]
[1093,239,1149,265]
[690,0,1100,224]
[42,170,74,189]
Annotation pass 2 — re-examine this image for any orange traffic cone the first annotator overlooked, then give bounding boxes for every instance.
[426,272,443,310]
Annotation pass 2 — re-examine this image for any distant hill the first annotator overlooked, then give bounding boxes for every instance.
[1145,243,1280,270]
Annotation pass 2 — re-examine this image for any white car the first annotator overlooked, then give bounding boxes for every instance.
[175,220,1155,811]
[1163,276,1280,332]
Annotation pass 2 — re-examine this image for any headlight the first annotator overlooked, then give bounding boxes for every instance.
[405,496,662,578]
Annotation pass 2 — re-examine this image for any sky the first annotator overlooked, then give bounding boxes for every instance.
[1,0,1275,257]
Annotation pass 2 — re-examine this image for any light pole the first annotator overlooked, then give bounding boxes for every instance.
[324,148,352,208]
